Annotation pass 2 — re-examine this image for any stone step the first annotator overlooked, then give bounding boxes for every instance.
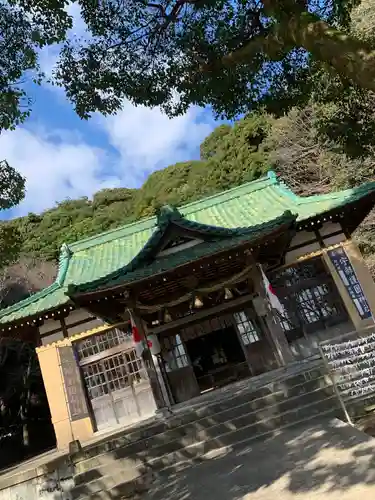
[177,360,324,414]
[71,466,152,499]
[122,386,335,462]
[184,374,331,422]
[72,372,330,469]
[74,386,337,483]
[170,368,327,423]
[77,475,147,500]
[145,395,339,472]
[156,403,339,479]
[73,398,339,500]
[74,375,332,475]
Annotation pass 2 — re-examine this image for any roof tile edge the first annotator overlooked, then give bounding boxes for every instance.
[0,242,73,320]
[65,171,277,253]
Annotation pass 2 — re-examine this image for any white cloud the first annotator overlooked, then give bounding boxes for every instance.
[0,103,215,215]
[1,3,216,216]
[0,127,118,214]
[100,103,214,185]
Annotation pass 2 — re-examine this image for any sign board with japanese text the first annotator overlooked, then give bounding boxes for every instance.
[328,247,372,319]
[320,330,375,406]
[58,346,90,421]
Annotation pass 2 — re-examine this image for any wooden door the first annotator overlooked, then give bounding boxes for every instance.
[75,328,156,431]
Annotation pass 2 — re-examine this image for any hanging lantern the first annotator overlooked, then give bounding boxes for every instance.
[194,296,204,308]
[164,310,172,323]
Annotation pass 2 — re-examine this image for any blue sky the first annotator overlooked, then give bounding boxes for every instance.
[0,4,220,218]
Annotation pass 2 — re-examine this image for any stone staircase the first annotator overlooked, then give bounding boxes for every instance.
[69,359,343,499]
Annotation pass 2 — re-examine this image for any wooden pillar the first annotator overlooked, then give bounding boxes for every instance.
[130,308,168,409]
[152,354,172,408]
[251,265,294,366]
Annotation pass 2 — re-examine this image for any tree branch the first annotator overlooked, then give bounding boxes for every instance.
[145,2,166,16]
[221,30,290,68]
[218,11,375,92]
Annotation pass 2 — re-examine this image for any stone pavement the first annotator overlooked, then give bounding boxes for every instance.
[145,418,375,500]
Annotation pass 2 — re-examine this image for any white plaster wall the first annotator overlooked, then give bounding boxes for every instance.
[39,319,61,336]
[285,242,321,264]
[289,230,315,247]
[323,233,346,247]
[64,309,93,326]
[319,222,342,236]
[41,331,65,346]
[66,318,104,337]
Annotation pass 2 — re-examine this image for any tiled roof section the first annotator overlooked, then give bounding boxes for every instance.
[0,222,156,326]
[1,170,375,326]
[180,172,375,227]
[68,211,296,294]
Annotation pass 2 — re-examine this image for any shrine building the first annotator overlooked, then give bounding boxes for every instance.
[1,171,375,450]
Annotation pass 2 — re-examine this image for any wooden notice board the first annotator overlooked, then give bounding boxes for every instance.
[320,330,375,405]
[328,247,372,320]
[58,345,90,421]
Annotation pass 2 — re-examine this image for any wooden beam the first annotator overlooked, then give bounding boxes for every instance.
[149,294,255,336]
[60,318,69,338]
[71,221,296,301]
[250,265,294,365]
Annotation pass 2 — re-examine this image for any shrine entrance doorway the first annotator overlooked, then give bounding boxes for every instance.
[186,325,249,393]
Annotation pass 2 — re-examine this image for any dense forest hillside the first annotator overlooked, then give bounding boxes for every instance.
[5,108,373,262]
[1,103,374,309]
[4,113,272,263]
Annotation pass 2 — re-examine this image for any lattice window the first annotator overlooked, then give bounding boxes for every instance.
[233,311,261,345]
[81,347,147,401]
[103,354,130,392]
[81,361,108,399]
[269,257,348,342]
[76,328,130,360]
[162,334,190,372]
[125,350,146,384]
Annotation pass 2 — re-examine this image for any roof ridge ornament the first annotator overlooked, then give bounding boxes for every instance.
[156,204,183,228]
[60,242,72,257]
[267,170,278,182]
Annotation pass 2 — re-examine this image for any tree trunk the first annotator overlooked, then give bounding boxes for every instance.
[283,12,375,91]
[222,11,375,92]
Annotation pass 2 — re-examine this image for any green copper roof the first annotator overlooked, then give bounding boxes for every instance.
[67,210,296,294]
[1,171,375,327]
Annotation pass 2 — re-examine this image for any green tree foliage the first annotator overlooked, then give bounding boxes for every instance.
[3,100,375,273]
[53,0,375,122]
[294,1,375,159]
[2,0,375,128]
[92,188,137,209]
[0,0,71,131]
[351,0,375,41]
[200,125,232,160]
[3,113,270,261]
[0,161,25,269]
[263,103,375,273]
